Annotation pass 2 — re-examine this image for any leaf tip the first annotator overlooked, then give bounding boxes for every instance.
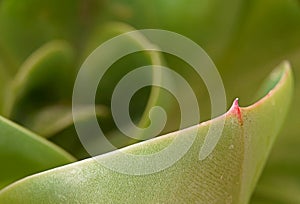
[229,98,243,125]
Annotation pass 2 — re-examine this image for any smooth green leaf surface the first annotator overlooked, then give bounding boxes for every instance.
[0,63,293,203]
[0,116,75,190]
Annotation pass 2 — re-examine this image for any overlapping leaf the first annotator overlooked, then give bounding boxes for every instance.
[0,115,75,190]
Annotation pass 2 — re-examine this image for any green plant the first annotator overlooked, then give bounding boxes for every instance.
[0,1,299,203]
[0,62,294,203]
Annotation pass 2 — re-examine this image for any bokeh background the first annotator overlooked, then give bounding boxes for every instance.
[0,0,299,203]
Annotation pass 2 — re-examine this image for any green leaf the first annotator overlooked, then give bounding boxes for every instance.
[250,65,300,203]
[0,62,293,203]
[238,62,293,202]
[26,105,110,160]
[3,40,74,119]
[0,115,75,190]
[80,22,175,148]
[24,105,109,138]
[212,1,300,201]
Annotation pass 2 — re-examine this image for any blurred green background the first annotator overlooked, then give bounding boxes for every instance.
[0,0,299,203]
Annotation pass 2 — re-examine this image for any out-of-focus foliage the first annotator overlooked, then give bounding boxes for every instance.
[0,0,299,203]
